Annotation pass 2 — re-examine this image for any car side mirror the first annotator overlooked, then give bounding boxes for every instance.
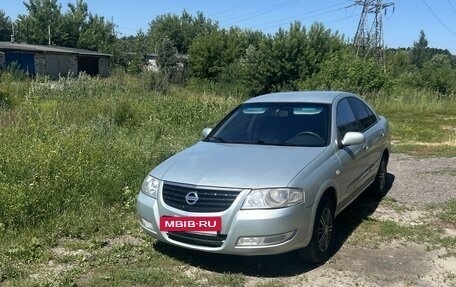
[201,127,212,139]
[341,132,365,146]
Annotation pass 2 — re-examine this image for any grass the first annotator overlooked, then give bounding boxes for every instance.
[366,89,456,156]
[0,71,455,286]
[439,199,456,224]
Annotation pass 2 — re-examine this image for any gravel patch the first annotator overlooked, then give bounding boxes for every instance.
[387,154,456,206]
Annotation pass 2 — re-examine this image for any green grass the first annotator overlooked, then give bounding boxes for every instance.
[348,217,456,252]
[439,199,456,224]
[0,72,455,286]
[366,89,456,156]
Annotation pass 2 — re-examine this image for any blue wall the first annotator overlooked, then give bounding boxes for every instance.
[5,52,35,75]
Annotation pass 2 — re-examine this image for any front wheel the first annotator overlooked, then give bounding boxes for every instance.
[298,198,335,264]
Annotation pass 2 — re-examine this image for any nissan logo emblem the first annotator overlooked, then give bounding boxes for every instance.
[185,192,199,205]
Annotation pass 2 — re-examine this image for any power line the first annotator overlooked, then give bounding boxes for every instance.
[422,0,456,36]
[221,0,300,26]
[252,1,351,30]
[208,0,261,17]
[448,0,456,15]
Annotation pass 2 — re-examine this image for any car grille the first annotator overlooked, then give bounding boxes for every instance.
[167,232,227,248]
[162,182,242,212]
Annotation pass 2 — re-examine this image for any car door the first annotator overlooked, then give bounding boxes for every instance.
[348,97,385,186]
[335,98,367,206]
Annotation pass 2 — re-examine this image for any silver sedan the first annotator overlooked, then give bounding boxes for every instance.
[137,91,390,263]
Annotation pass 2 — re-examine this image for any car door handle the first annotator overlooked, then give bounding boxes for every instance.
[363,145,369,151]
[380,132,385,138]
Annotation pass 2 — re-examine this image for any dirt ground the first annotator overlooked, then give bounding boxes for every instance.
[255,153,456,286]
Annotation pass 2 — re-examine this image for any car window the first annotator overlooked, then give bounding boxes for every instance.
[348,98,377,131]
[207,103,330,147]
[337,98,359,138]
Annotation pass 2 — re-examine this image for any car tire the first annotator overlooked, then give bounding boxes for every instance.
[298,197,335,264]
[370,155,388,196]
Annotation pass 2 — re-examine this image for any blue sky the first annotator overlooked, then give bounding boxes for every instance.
[2,0,456,54]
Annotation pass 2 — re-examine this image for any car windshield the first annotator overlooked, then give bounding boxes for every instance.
[207,102,330,147]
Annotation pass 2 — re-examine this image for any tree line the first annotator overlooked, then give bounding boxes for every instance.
[1,0,456,96]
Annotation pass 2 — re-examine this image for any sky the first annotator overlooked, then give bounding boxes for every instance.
[2,0,456,54]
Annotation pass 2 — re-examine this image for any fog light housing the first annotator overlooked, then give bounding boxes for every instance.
[236,230,296,247]
[139,217,157,233]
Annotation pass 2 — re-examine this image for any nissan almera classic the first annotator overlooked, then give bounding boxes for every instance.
[137,91,390,263]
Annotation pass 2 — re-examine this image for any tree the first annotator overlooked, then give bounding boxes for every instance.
[410,30,429,68]
[111,31,150,73]
[157,37,182,83]
[18,0,63,45]
[77,14,115,52]
[189,27,261,80]
[0,10,12,41]
[148,11,217,54]
[61,0,89,47]
[237,22,343,96]
[420,54,456,95]
[299,49,391,94]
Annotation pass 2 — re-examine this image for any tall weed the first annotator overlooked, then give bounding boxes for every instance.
[0,72,239,235]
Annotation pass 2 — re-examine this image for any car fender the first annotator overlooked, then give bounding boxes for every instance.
[305,178,340,239]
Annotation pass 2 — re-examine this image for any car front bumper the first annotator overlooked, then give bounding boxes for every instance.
[136,190,314,256]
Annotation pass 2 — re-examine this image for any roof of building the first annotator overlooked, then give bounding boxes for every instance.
[0,42,112,57]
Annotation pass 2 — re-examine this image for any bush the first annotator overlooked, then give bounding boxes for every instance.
[300,51,392,94]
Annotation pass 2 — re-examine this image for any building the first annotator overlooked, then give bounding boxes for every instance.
[0,42,112,79]
[144,53,188,72]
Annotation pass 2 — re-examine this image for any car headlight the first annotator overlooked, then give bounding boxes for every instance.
[141,176,160,198]
[241,188,304,209]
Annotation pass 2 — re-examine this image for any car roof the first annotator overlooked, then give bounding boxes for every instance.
[244,91,357,104]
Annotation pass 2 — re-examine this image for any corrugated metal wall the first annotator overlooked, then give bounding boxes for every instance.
[99,57,109,77]
[34,54,77,79]
[1,49,108,78]
[4,52,35,75]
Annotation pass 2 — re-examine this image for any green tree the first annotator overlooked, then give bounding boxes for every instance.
[148,11,217,54]
[157,38,182,82]
[18,0,63,45]
[61,0,88,47]
[386,48,415,76]
[302,22,343,79]
[110,31,150,73]
[238,22,343,96]
[410,30,429,68]
[77,14,115,52]
[189,27,261,80]
[300,49,391,94]
[0,10,12,41]
[420,54,456,95]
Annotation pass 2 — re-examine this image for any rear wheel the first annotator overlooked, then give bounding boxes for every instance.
[370,155,388,196]
[298,198,335,264]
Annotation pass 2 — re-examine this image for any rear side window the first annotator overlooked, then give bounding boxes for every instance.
[336,98,359,138]
[348,98,377,131]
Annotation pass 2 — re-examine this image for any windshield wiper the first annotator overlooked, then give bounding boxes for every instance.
[208,136,227,143]
[256,139,281,145]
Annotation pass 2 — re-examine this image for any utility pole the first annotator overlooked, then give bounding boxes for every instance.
[11,23,15,43]
[48,25,51,45]
[352,0,394,67]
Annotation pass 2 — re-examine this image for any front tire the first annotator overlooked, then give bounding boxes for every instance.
[298,198,335,264]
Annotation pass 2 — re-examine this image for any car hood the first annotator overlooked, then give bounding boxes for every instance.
[151,142,326,189]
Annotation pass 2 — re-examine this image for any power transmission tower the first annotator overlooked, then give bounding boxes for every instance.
[352,0,394,66]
